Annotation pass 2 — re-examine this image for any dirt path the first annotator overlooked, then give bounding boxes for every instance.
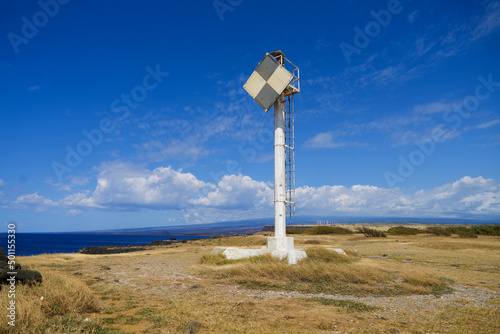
[221,284,498,313]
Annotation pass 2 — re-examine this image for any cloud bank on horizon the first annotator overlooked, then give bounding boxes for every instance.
[11,161,500,225]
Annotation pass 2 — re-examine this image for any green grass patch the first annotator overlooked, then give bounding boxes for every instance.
[102,315,142,325]
[135,307,157,317]
[122,297,140,310]
[102,305,119,314]
[135,307,170,328]
[46,316,124,334]
[438,277,456,285]
[310,297,378,312]
[431,284,454,297]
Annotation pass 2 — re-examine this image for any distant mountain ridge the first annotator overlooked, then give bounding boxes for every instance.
[70,216,498,235]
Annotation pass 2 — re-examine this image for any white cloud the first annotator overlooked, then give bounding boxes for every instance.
[252,153,274,163]
[471,1,500,41]
[47,175,92,191]
[135,109,267,163]
[85,161,208,210]
[305,131,367,149]
[0,179,5,186]
[193,174,272,210]
[408,10,419,24]
[138,138,209,161]
[475,119,500,129]
[414,37,436,57]
[435,1,500,59]
[18,162,210,212]
[60,192,98,208]
[358,63,407,87]
[309,96,489,148]
[65,209,82,216]
[416,124,462,145]
[306,132,336,148]
[410,176,500,217]
[70,176,91,186]
[303,114,433,148]
[27,85,40,91]
[303,2,500,117]
[15,192,54,206]
[14,192,56,211]
[296,176,500,218]
[413,100,458,114]
[314,35,331,51]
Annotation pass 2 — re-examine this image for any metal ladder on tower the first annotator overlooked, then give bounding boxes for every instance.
[285,94,296,219]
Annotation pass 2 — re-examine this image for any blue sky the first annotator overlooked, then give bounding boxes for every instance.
[1,0,499,232]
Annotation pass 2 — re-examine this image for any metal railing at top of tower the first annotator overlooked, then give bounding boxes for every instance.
[269,52,300,96]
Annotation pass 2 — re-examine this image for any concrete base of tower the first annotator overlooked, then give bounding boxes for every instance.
[211,247,267,259]
[266,237,294,252]
[211,237,307,265]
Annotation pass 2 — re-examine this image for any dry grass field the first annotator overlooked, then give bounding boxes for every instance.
[1,225,498,333]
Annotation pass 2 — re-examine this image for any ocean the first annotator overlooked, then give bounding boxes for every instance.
[0,233,211,256]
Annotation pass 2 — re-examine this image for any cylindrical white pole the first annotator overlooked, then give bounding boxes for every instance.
[274,94,286,239]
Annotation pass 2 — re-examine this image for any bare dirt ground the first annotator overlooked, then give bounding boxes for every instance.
[21,230,500,333]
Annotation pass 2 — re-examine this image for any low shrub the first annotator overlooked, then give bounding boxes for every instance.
[457,231,478,238]
[470,225,500,236]
[287,226,354,235]
[356,226,387,238]
[387,226,420,235]
[446,225,499,236]
[426,227,451,236]
[445,226,470,234]
[309,226,354,235]
[286,227,308,234]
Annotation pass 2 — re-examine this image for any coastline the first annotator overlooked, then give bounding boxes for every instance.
[0,233,211,257]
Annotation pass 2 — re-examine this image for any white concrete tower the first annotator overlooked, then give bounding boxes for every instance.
[274,93,286,239]
[266,93,295,252]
